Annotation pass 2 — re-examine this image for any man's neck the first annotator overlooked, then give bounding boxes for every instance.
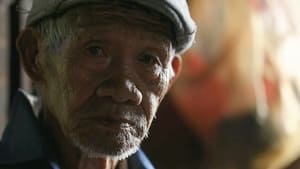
[79,156,118,169]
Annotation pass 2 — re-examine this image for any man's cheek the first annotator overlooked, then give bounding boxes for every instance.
[144,93,162,128]
[154,70,172,101]
[146,79,172,127]
[67,72,100,113]
[44,73,76,127]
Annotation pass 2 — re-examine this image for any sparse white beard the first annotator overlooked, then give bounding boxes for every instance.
[71,133,143,160]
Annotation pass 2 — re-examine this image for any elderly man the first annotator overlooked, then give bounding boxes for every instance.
[0,0,196,169]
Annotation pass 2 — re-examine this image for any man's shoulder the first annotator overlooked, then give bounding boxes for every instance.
[0,90,52,168]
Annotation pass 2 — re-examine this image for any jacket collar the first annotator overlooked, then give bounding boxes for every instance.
[0,90,50,164]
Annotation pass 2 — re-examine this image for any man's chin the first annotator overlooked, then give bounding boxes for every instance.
[74,139,141,160]
[69,128,143,160]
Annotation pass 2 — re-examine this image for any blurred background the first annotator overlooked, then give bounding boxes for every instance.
[0,0,9,139]
[1,0,300,169]
[142,0,300,169]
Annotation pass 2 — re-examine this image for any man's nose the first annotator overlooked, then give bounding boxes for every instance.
[96,74,143,105]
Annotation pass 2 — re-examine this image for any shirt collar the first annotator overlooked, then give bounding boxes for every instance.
[128,150,155,169]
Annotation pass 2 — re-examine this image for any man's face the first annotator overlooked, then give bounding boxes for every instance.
[40,7,177,159]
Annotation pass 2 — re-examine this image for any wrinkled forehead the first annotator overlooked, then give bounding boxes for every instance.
[63,2,175,42]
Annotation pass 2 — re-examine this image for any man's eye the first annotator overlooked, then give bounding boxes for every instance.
[86,46,106,57]
[139,54,160,66]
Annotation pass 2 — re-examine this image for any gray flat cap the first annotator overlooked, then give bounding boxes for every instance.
[26,0,196,54]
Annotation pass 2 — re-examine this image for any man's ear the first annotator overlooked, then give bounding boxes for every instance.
[170,55,182,85]
[17,28,44,82]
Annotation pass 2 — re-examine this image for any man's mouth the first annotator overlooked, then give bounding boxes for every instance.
[85,116,135,131]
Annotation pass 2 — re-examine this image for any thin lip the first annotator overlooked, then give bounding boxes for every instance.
[81,115,136,126]
[72,114,140,137]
